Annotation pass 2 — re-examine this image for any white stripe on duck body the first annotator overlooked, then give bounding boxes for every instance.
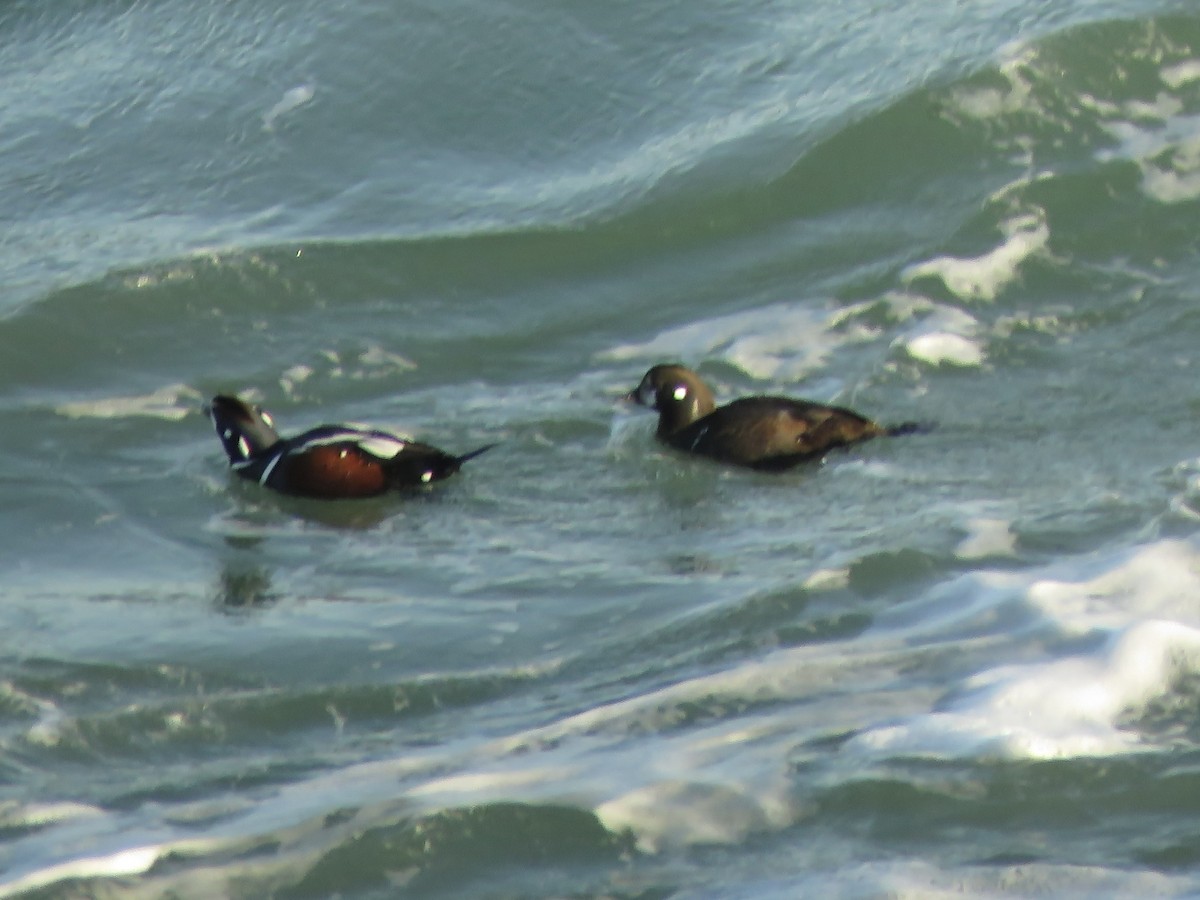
[627,364,925,471]
[206,394,495,499]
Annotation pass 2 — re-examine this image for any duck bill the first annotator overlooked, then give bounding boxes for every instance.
[623,388,649,408]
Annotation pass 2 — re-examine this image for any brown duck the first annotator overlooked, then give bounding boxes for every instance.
[627,364,921,471]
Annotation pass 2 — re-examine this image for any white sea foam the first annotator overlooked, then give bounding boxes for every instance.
[903,332,984,367]
[278,364,312,397]
[1089,59,1200,204]
[892,303,985,367]
[12,541,1200,887]
[1140,130,1200,204]
[207,537,1200,853]
[596,779,782,852]
[1163,59,1200,90]
[0,801,101,829]
[356,344,417,376]
[600,300,875,382]
[56,384,202,421]
[0,846,161,897]
[954,516,1017,560]
[852,619,1200,760]
[851,540,1200,762]
[262,84,315,131]
[947,46,1039,121]
[901,210,1049,302]
[788,859,1184,900]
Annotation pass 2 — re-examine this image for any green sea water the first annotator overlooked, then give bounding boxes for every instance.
[4,2,1200,897]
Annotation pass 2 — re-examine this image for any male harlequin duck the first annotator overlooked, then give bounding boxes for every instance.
[627,364,921,471]
[206,394,495,499]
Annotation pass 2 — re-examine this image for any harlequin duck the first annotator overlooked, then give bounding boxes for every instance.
[206,394,495,499]
[627,364,921,471]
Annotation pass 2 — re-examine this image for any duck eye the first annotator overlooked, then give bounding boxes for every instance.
[672,385,688,401]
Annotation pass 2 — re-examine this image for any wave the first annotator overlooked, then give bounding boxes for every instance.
[7,534,1200,896]
[7,11,1200,899]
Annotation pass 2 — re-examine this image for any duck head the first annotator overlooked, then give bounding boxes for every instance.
[206,395,282,465]
[627,364,717,437]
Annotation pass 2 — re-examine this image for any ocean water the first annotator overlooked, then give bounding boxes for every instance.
[5,0,1200,896]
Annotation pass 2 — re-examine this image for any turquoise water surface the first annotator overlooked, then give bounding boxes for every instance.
[5,2,1200,897]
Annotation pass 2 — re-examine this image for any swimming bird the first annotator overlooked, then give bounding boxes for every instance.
[626,364,920,471]
[206,394,494,498]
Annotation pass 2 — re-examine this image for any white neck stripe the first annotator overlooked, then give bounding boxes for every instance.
[258,451,283,486]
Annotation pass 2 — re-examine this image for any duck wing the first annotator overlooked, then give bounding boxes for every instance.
[673,397,885,469]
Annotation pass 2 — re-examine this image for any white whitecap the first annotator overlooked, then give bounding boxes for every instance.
[0,845,161,896]
[356,344,417,374]
[947,45,1039,122]
[794,859,1179,899]
[851,618,1200,761]
[902,210,1049,302]
[954,517,1017,560]
[904,332,984,367]
[1163,59,1200,90]
[262,84,315,131]
[56,384,202,421]
[599,300,876,382]
[0,801,102,829]
[1139,128,1200,204]
[1089,65,1200,204]
[596,780,779,854]
[15,535,1200,884]
[894,303,985,367]
[850,540,1200,763]
[279,364,313,397]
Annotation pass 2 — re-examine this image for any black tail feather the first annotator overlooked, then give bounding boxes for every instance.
[886,421,935,437]
[455,443,498,465]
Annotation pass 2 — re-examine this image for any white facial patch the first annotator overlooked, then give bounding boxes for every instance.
[421,470,433,483]
[672,385,688,401]
[259,410,274,428]
[237,436,251,458]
